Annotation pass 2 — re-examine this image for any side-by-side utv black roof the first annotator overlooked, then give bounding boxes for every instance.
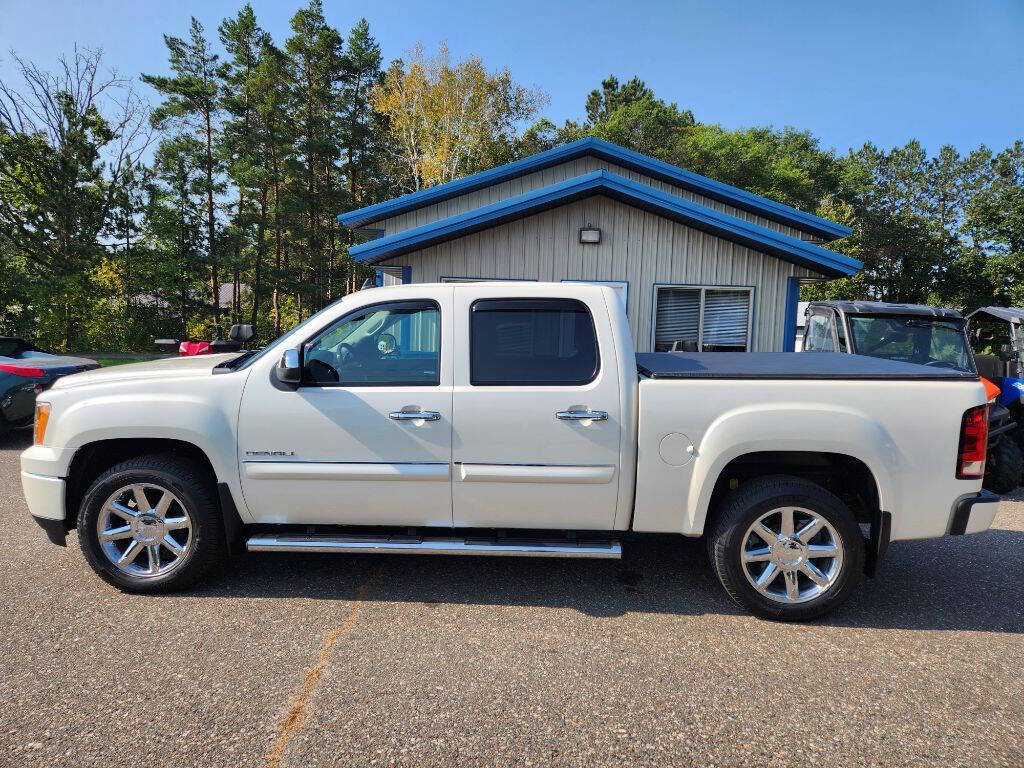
[967,306,1024,324]
[807,300,964,321]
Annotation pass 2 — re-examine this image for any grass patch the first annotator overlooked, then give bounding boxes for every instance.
[92,356,158,367]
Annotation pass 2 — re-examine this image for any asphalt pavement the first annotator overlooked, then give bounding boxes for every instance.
[1,430,1022,767]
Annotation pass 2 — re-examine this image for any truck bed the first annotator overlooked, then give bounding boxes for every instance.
[635,352,978,380]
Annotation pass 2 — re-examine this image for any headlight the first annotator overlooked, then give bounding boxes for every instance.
[33,402,51,445]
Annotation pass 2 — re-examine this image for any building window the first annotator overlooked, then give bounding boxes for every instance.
[653,286,752,352]
[470,298,599,385]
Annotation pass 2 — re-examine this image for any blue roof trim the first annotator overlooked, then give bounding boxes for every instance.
[349,170,862,278]
[338,137,852,241]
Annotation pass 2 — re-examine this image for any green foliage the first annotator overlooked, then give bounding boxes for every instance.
[2,43,1021,355]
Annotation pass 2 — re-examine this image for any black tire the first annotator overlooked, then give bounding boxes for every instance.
[706,475,865,621]
[77,454,225,593]
[984,437,1023,495]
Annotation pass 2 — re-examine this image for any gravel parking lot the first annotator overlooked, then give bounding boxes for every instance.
[1,431,1022,768]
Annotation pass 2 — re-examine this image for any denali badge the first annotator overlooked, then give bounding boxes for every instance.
[245,450,295,457]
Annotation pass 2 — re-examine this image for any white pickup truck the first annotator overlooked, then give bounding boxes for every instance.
[21,283,999,620]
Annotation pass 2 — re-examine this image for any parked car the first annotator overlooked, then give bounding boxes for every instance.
[0,338,97,439]
[801,301,1022,494]
[22,283,997,620]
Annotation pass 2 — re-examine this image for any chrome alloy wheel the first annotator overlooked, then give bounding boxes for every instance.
[740,506,845,604]
[96,484,193,578]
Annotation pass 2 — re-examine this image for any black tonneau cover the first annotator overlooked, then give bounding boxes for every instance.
[636,352,978,381]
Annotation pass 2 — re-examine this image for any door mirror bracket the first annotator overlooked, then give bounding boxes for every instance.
[275,348,302,385]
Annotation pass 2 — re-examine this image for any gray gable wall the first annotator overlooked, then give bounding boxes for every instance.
[378,195,818,352]
[372,156,825,244]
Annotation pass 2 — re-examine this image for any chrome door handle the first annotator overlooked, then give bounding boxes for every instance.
[389,410,441,421]
[556,409,608,421]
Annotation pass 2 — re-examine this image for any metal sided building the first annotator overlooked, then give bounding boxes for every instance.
[338,138,860,353]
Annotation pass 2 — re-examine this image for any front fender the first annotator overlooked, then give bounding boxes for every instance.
[23,377,248,519]
[687,403,897,535]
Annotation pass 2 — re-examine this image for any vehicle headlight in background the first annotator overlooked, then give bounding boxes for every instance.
[33,402,51,445]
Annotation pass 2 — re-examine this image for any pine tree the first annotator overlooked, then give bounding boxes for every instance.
[220,5,271,328]
[143,18,226,326]
[285,0,343,315]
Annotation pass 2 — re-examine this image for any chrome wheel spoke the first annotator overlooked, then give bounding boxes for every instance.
[109,502,137,522]
[117,540,145,567]
[163,516,190,532]
[100,525,134,542]
[755,562,778,589]
[147,545,160,574]
[161,535,184,557]
[153,492,174,518]
[796,517,825,543]
[755,522,778,545]
[783,569,800,600]
[780,508,795,538]
[742,547,772,563]
[130,485,152,514]
[807,544,839,558]
[800,561,830,588]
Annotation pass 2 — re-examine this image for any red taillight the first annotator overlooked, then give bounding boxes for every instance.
[957,405,989,479]
[0,363,45,377]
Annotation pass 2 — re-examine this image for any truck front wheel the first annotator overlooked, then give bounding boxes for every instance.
[707,476,864,621]
[77,455,225,593]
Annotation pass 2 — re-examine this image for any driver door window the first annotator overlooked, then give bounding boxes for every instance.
[303,301,440,386]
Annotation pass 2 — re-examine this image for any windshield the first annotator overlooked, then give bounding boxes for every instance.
[848,315,975,373]
[224,296,348,372]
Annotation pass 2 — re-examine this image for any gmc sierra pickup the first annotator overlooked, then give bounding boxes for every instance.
[21,283,998,620]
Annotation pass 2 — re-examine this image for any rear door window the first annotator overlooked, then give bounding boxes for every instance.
[470,299,599,385]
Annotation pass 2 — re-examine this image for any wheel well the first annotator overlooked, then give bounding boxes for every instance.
[706,451,881,529]
[64,438,218,529]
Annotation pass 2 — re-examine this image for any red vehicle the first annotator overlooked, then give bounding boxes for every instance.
[155,325,254,357]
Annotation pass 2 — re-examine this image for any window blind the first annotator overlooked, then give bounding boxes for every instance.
[654,288,701,352]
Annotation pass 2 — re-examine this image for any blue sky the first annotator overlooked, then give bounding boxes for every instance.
[1,0,1021,155]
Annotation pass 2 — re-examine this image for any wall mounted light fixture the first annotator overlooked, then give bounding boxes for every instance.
[579,225,601,244]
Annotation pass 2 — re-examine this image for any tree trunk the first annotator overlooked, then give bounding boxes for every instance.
[251,189,267,331]
[205,111,220,325]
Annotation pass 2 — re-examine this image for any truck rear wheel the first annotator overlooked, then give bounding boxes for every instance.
[707,476,864,621]
[77,455,225,593]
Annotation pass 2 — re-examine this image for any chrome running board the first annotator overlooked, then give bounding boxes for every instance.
[246,533,622,559]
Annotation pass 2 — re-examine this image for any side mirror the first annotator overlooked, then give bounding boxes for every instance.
[275,348,302,384]
[229,324,255,343]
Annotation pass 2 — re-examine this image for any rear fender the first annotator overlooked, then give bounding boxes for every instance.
[688,404,895,535]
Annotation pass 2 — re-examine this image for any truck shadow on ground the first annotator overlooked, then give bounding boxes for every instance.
[5,429,1020,633]
[197,528,1024,634]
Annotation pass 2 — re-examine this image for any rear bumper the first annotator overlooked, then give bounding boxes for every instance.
[949,490,1000,535]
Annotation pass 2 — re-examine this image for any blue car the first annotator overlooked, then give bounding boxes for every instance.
[0,338,98,438]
